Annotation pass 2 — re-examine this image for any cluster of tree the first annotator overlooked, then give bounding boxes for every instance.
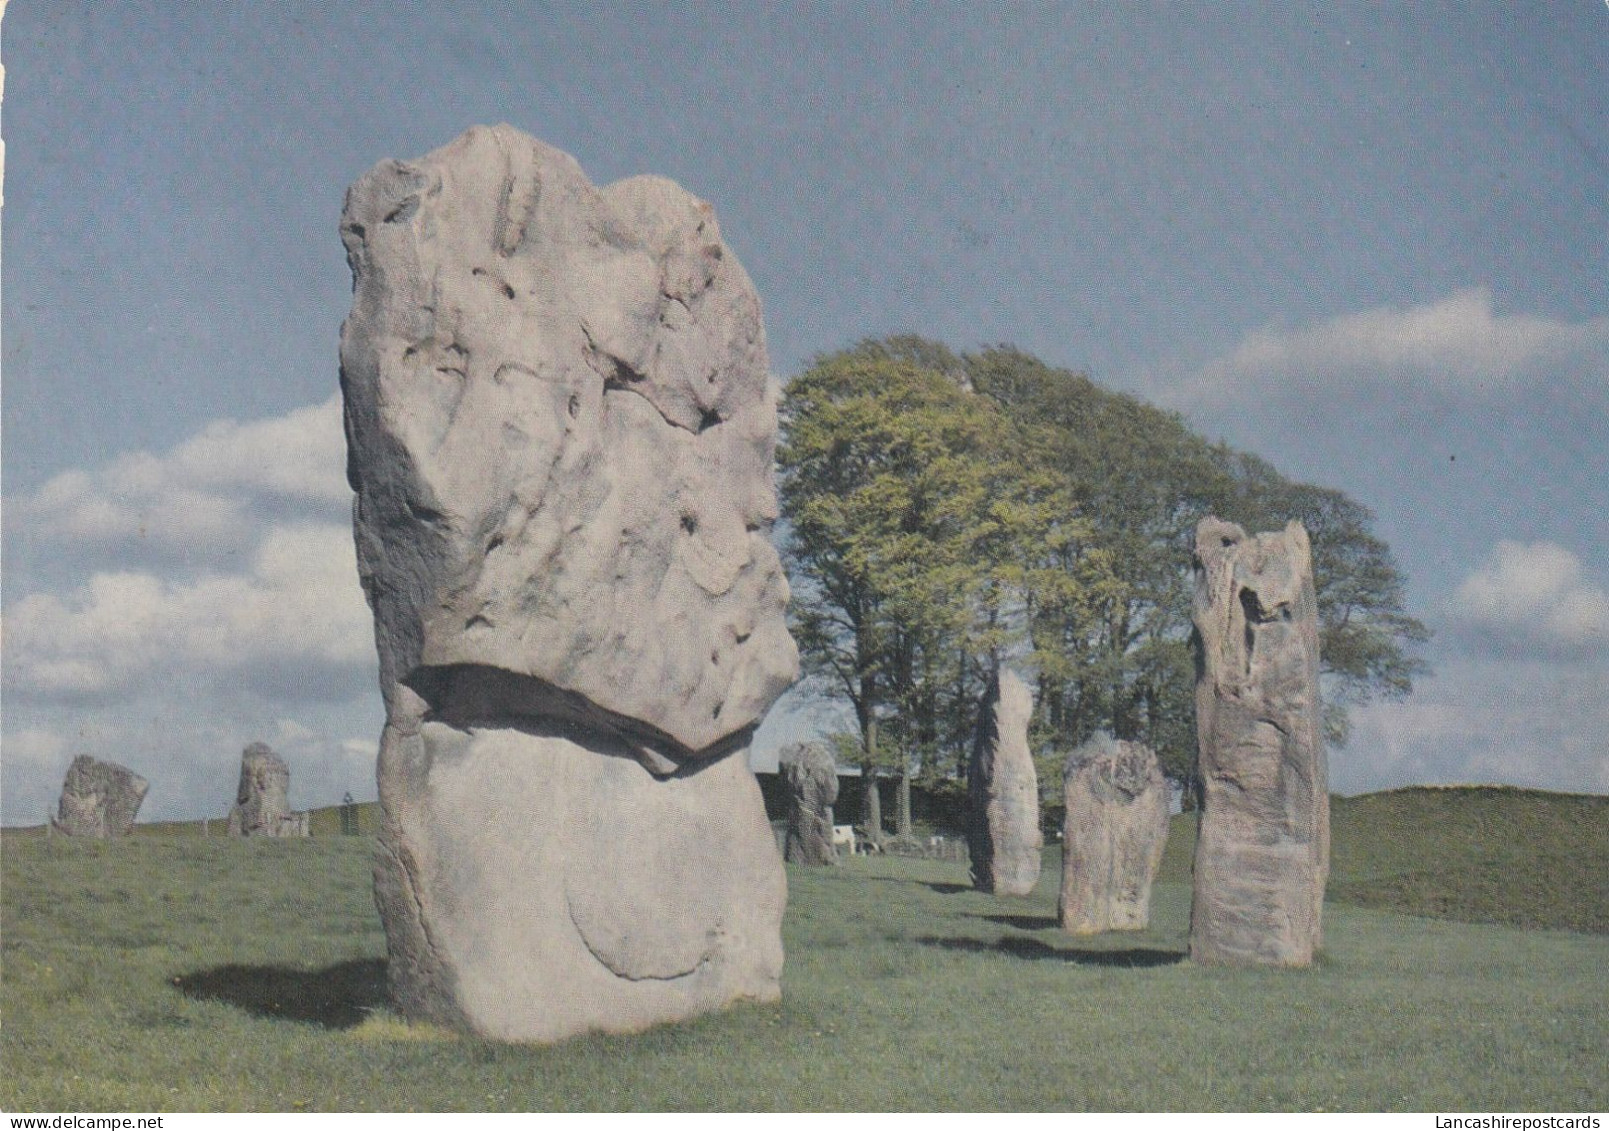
[776,337,1428,839]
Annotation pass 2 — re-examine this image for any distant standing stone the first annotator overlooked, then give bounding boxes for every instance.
[1190,517,1328,966]
[1059,734,1169,934]
[227,743,307,837]
[967,669,1042,895]
[781,742,839,866]
[52,755,148,838]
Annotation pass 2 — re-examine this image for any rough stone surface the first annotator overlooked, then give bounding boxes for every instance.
[1059,734,1169,934]
[339,123,795,766]
[226,742,307,838]
[967,669,1043,895]
[780,741,838,866]
[1190,517,1328,966]
[340,125,796,1041]
[53,755,148,838]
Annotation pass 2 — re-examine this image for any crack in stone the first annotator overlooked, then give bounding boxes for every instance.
[564,887,715,983]
[581,322,708,436]
[377,834,468,1029]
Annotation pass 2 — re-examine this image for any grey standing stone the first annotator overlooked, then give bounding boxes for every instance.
[1059,734,1169,933]
[967,668,1042,895]
[780,741,838,866]
[52,755,148,838]
[1189,517,1328,966]
[227,743,307,837]
[340,125,798,1042]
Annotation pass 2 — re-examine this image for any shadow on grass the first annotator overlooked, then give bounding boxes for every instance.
[970,912,1060,931]
[174,958,387,1028]
[863,876,973,895]
[918,936,1184,967]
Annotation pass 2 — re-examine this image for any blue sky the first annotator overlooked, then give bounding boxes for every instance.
[3,2,1606,823]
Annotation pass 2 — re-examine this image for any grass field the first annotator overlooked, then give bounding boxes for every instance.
[1149,786,1609,934]
[1,788,1604,1111]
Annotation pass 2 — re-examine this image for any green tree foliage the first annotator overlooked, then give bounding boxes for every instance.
[964,346,1221,777]
[777,337,1430,811]
[776,344,1107,834]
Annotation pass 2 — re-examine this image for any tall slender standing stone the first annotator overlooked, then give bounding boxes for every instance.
[1189,517,1328,966]
[52,756,148,838]
[1060,734,1170,934]
[780,741,839,866]
[339,125,798,1041]
[967,668,1042,895]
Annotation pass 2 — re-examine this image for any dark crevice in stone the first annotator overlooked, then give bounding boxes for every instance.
[403,663,753,778]
[406,500,450,530]
[470,266,516,300]
[384,196,419,224]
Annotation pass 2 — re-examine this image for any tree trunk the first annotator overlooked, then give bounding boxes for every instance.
[862,716,884,845]
[896,763,912,838]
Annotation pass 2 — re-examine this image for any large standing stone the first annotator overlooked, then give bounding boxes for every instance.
[226,742,307,838]
[780,741,838,866]
[52,756,148,838]
[1190,517,1328,966]
[1059,734,1169,934]
[967,669,1042,895]
[339,125,798,1042]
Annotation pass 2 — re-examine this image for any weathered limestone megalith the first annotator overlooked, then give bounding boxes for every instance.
[52,755,148,838]
[780,741,839,866]
[226,742,308,837]
[1190,517,1328,966]
[339,125,798,1041]
[967,668,1042,895]
[1059,734,1169,934]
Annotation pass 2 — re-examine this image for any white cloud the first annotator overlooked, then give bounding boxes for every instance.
[1343,656,1609,796]
[4,727,67,778]
[6,395,349,557]
[2,522,374,703]
[1338,540,1609,795]
[1170,288,1609,405]
[1449,540,1609,661]
[0,398,385,824]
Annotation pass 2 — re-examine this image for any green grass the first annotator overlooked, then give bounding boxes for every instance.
[1147,786,1609,934]
[5,802,385,840]
[17,785,1605,933]
[1327,787,1609,934]
[2,801,1605,1111]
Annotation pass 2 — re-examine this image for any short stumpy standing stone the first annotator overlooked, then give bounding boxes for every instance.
[1059,734,1169,934]
[53,755,148,838]
[967,669,1042,895]
[227,742,306,837]
[781,741,839,866]
[340,125,798,1041]
[1189,517,1328,966]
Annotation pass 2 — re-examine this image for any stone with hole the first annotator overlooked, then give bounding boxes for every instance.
[1189,517,1328,966]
